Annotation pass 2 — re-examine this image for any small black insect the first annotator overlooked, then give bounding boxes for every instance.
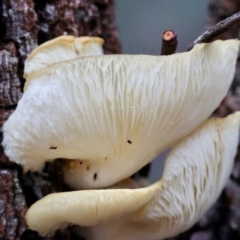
[49,146,57,149]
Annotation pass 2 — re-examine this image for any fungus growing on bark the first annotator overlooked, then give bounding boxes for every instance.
[2,38,239,189]
[25,112,240,240]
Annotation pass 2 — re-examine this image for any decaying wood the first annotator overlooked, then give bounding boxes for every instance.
[0,0,121,239]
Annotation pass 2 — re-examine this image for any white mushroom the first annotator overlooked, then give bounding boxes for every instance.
[25,112,240,240]
[24,35,104,83]
[2,39,239,189]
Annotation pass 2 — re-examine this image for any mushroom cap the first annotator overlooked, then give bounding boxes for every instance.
[25,112,240,239]
[24,35,104,83]
[2,40,239,189]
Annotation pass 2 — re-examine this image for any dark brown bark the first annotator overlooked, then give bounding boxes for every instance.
[34,0,120,54]
[0,0,121,239]
[0,169,27,240]
[168,1,240,240]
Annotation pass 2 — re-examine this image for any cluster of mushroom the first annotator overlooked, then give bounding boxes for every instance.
[2,36,240,240]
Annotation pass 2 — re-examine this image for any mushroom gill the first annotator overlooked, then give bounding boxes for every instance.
[25,112,240,240]
[2,39,239,189]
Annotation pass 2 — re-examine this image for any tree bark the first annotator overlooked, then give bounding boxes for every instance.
[0,1,120,239]
[168,1,240,240]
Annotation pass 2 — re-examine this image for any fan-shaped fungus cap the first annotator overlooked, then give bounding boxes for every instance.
[2,39,240,189]
[25,112,240,239]
[24,35,104,83]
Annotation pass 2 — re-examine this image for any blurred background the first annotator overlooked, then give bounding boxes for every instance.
[115,0,208,54]
[115,0,208,182]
